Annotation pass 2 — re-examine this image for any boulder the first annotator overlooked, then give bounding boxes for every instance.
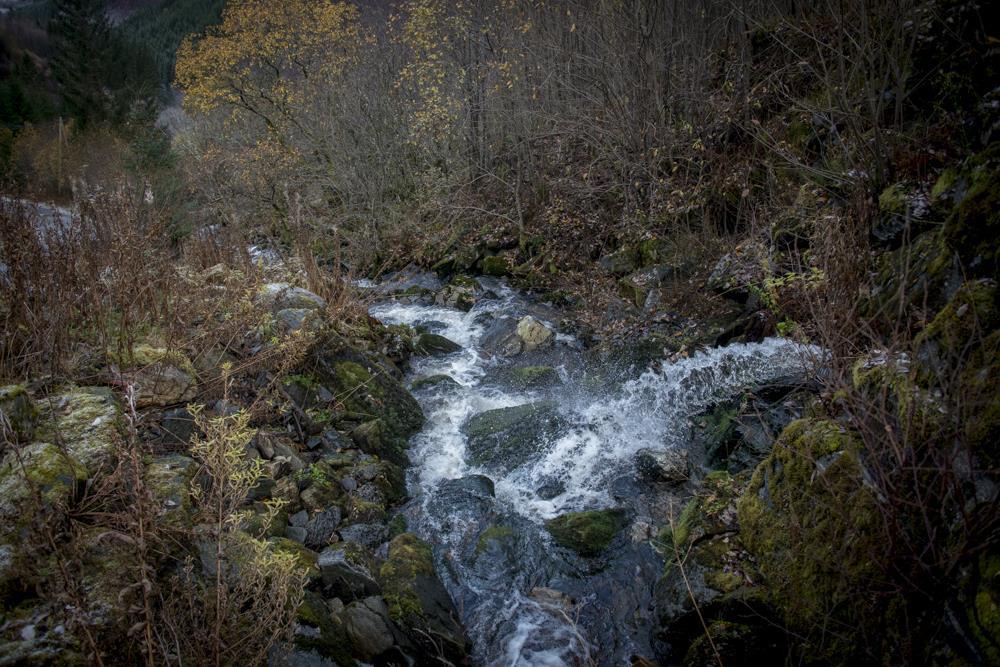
[0,442,87,558]
[343,596,398,661]
[485,365,562,391]
[545,508,629,557]
[318,542,380,602]
[412,333,461,356]
[144,454,197,526]
[736,418,881,662]
[256,282,327,313]
[434,276,478,311]
[598,246,639,276]
[304,507,342,550]
[410,374,460,392]
[463,402,567,470]
[515,316,554,352]
[36,387,120,476]
[619,265,685,308]
[378,533,467,663]
[635,448,690,483]
[0,385,37,442]
[707,241,769,303]
[310,334,424,466]
[109,345,197,408]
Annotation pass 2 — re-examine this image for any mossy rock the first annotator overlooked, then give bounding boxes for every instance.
[737,418,881,662]
[967,552,1000,665]
[916,279,999,377]
[144,454,197,528]
[268,537,321,586]
[377,533,467,662]
[35,387,121,477]
[859,230,957,329]
[311,334,424,467]
[942,142,1000,281]
[0,385,37,442]
[463,401,567,470]
[545,508,629,557]
[410,374,460,391]
[475,524,515,555]
[482,254,512,277]
[958,329,1000,468]
[0,443,87,544]
[654,471,762,641]
[293,589,354,662]
[108,345,198,408]
[486,365,562,391]
[412,333,461,356]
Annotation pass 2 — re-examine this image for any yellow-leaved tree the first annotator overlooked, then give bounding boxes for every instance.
[175,0,370,228]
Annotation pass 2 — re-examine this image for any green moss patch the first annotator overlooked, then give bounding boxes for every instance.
[545,508,629,557]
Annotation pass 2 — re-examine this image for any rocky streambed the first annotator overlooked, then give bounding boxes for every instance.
[362,272,823,665]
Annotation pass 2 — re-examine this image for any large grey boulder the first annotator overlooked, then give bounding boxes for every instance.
[463,401,567,470]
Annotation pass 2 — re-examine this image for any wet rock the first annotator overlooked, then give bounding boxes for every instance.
[486,365,562,391]
[410,374,460,392]
[319,542,380,601]
[343,596,397,660]
[529,587,575,613]
[463,401,567,470]
[378,533,468,663]
[545,508,629,557]
[108,345,198,408]
[535,478,566,500]
[434,275,478,311]
[636,448,690,483]
[412,332,461,356]
[515,316,554,352]
[256,282,326,313]
[0,385,37,442]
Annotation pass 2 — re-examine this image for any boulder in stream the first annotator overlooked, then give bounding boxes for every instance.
[463,401,567,470]
[545,508,630,557]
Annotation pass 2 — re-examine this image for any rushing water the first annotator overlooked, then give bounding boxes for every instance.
[370,279,821,666]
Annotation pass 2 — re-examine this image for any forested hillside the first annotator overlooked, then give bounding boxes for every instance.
[0,1,998,665]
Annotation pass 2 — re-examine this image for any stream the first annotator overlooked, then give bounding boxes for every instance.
[369,277,820,665]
